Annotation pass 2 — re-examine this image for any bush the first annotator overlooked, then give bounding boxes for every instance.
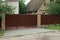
[45,0,60,15]
[19,0,26,14]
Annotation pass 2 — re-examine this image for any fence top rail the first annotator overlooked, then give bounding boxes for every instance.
[5,14,38,16]
[5,14,60,16]
[5,13,44,15]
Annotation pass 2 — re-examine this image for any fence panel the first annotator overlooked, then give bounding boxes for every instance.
[41,15,60,25]
[5,14,37,27]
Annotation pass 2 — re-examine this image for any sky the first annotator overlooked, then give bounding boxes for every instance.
[24,0,31,5]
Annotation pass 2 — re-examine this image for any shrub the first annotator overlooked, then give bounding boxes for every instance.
[19,0,26,14]
[45,0,60,15]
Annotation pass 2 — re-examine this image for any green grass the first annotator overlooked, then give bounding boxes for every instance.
[44,24,60,30]
[0,29,4,36]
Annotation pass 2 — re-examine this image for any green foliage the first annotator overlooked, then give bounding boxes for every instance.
[0,29,4,36]
[44,24,60,30]
[45,0,60,15]
[0,4,15,14]
[0,0,15,17]
[56,0,60,3]
[19,0,26,14]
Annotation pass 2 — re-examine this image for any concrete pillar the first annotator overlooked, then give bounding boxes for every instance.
[37,14,41,28]
[1,13,5,30]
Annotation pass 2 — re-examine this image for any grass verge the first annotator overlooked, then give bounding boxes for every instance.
[44,24,60,30]
[0,29,4,36]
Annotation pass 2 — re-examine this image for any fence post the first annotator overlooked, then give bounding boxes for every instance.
[1,13,5,30]
[37,14,41,27]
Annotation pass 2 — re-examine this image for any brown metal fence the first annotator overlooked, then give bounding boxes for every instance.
[5,14,60,29]
[5,14,37,27]
[41,15,60,25]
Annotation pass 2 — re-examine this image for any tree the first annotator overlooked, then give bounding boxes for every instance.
[0,0,15,17]
[45,0,60,15]
[19,0,26,14]
[56,0,60,3]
